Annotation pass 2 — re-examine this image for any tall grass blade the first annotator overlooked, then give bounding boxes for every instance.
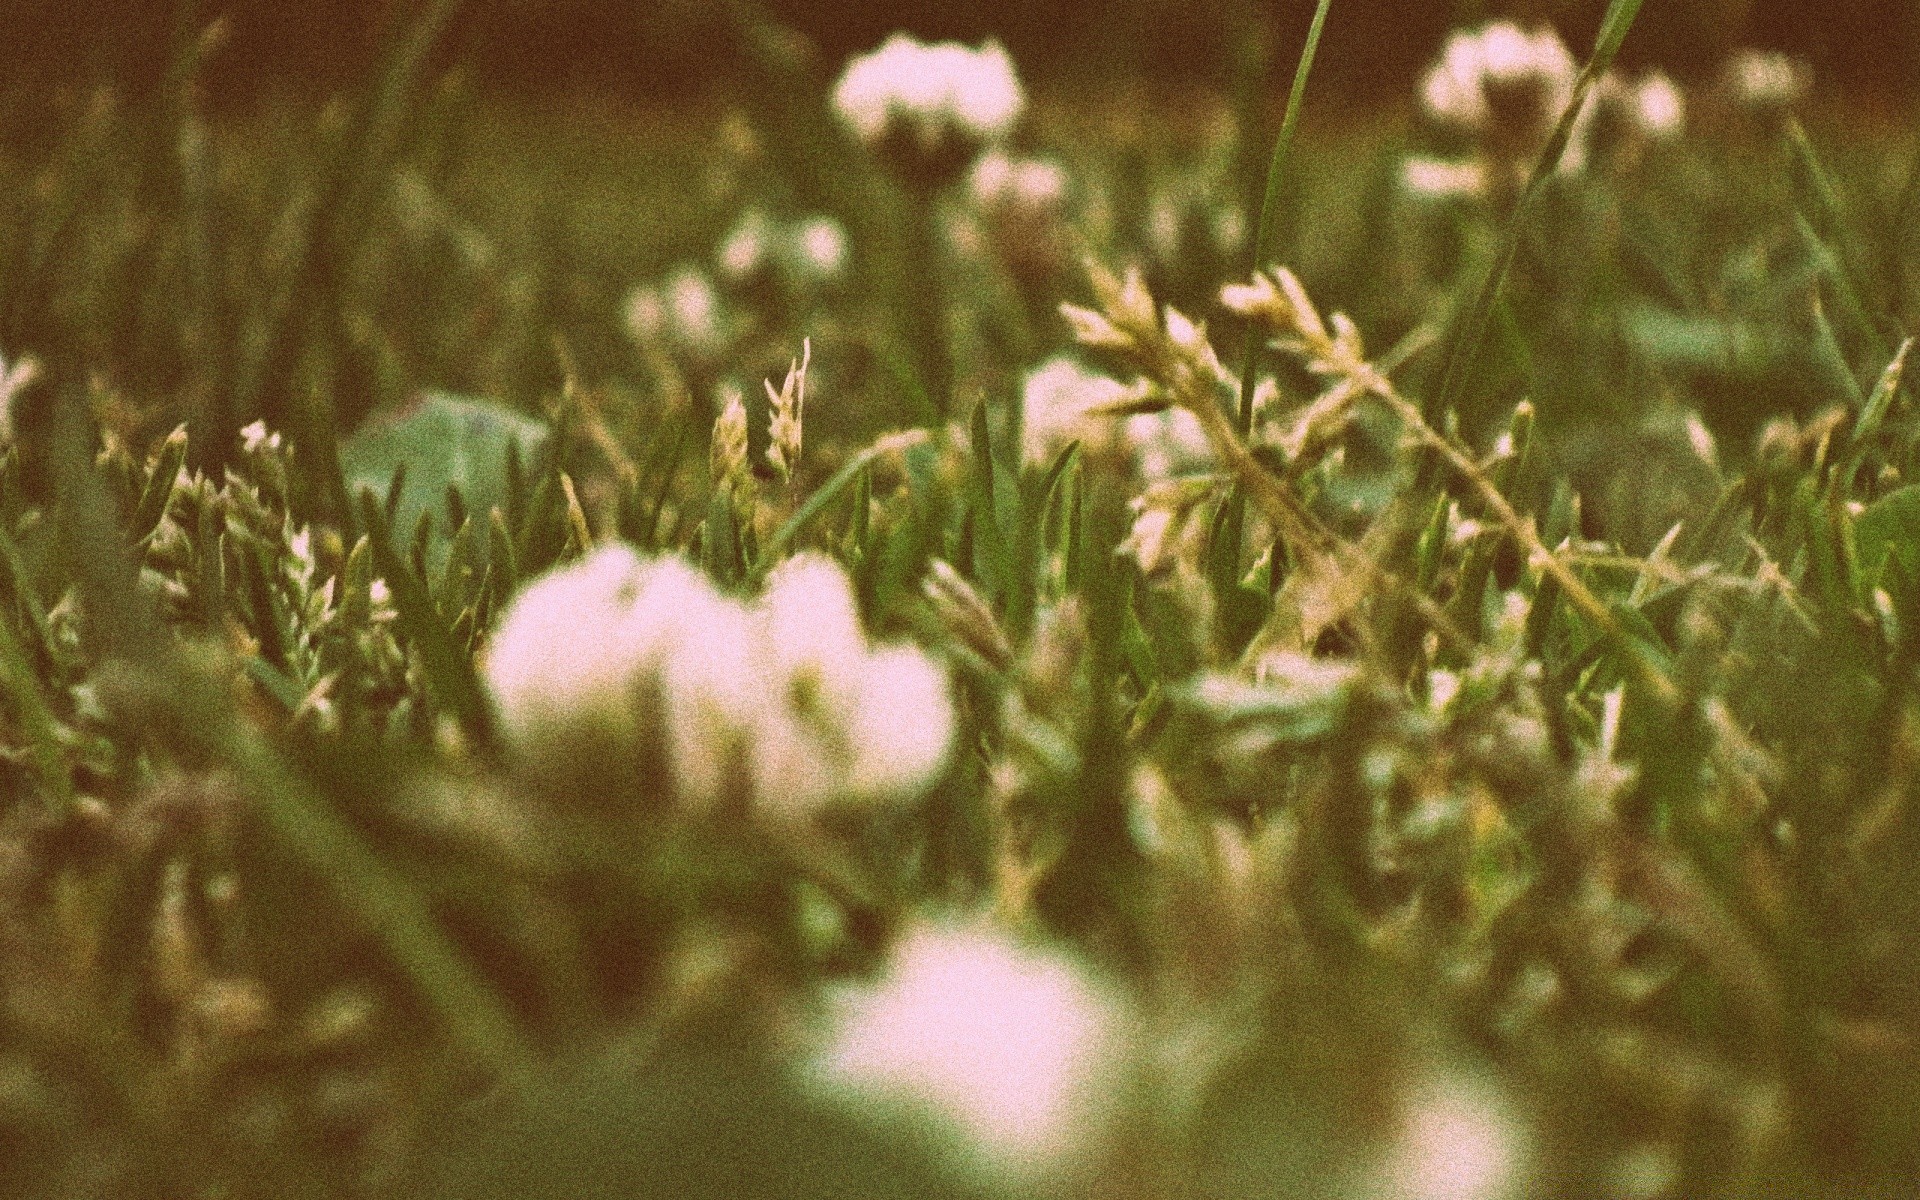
[1429,0,1647,418]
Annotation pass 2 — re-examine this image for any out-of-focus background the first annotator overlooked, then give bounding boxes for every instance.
[12,0,1920,105]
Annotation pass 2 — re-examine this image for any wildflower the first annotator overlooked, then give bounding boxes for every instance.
[811,919,1131,1182]
[625,266,726,359]
[1401,157,1490,200]
[484,546,953,815]
[753,553,954,812]
[717,211,849,291]
[1372,1070,1530,1200]
[1577,70,1686,172]
[967,150,1068,212]
[717,209,774,283]
[832,34,1025,150]
[1020,356,1145,466]
[794,217,849,282]
[481,544,662,756]
[1420,22,1576,143]
[1725,49,1812,110]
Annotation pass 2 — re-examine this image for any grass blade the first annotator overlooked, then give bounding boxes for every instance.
[1429,0,1648,419]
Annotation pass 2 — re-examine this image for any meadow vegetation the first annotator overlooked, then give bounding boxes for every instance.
[0,1,1916,1196]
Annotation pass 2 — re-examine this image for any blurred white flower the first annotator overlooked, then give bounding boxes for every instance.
[718,210,849,289]
[486,545,951,814]
[754,553,954,813]
[1369,1070,1531,1200]
[795,217,849,282]
[482,544,662,755]
[1726,49,1812,109]
[1626,71,1686,137]
[812,919,1130,1181]
[653,569,765,808]
[1401,157,1490,200]
[626,265,726,359]
[1021,355,1142,466]
[831,33,1025,151]
[717,209,774,282]
[968,150,1069,212]
[1420,22,1575,136]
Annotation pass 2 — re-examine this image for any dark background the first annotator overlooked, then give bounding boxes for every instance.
[15,0,1920,109]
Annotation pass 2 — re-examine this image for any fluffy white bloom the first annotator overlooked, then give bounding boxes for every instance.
[485,546,951,813]
[626,266,725,357]
[812,920,1130,1181]
[1401,157,1490,199]
[1020,356,1141,466]
[654,572,765,808]
[1370,1071,1531,1200]
[832,33,1025,149]
[1627,71,1686,137]
[1726,49,1812,109]
[795,217,849,281]
[968,150,1069,211]
[754,554,954,813]
[718,211,849,287]
[717,210,773,282]
[1420,22,1576,135]
[483,544,662,754]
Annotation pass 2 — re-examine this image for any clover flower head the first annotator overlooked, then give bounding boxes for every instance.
[1625,71,1686,138]
[1373,1070,1531,1200]
[482,544,661,754]
[1726,49,1812,110]
[626,265,726,359]
[1020,356,1142,466]
[832,34,1025,152]
[718,211,849,289]
[1421,22,1576,141]
[968,150,1069,212]
[811,919,1130,1182]
[754,552,954,813]
[795,217,849,281]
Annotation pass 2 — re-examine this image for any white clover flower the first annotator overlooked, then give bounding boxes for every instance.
[795,216,849,282]
[753,553,954,813]
[1371,1070,1531,1200]
[1020,355,1144,466]
[718,211,849,288]
[482,544,662,755]
[1628,71,1686,137]
[717,209,774,283]
[831,33,1025,150]
[968,150,1069,212]
[626,266,726,358]
[1420,22,1576,137]
[653,573,766,809]
[811,920,1131,1182]
[1401,157,1490,200]
[1726,49,1812,109]
[486,546,951,813]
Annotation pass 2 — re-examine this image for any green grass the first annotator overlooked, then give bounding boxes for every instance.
[0,7,1916,1198]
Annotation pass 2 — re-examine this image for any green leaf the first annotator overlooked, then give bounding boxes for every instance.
[1854,484,1920,591]
[342,391,548,574]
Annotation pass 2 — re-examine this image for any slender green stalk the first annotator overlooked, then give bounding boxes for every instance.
[1236,0,1337,435]
[1428,0,1648,418]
